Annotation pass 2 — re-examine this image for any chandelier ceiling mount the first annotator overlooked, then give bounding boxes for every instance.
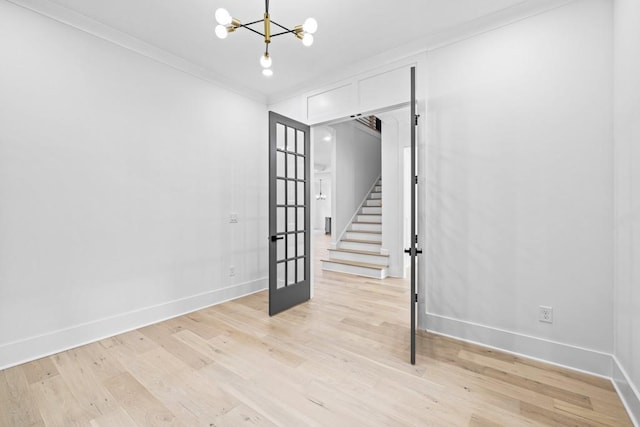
[215,0,318,77]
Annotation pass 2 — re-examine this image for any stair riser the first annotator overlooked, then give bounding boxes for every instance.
[329,251,388,265]
[339,241,382,252]
[321,261,387,279]
[365,200,382,207]
[351,223,381,232]
[357,215,381,223]
[370,192,382,199]
[361,207,382,215]
[345,231,382,242]
[374,186,382,192]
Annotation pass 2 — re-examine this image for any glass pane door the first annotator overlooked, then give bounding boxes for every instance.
[269,112,310,315]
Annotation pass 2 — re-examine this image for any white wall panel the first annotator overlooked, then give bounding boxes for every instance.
[307,84,354,123]
[613,0,640,422]
[426,0,613,359]
[358,66,411,113]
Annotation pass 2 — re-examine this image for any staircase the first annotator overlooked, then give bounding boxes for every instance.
[321,179,388,279]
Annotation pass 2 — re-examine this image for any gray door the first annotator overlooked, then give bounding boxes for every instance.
[407,66,422,364]
[268,111,311,316]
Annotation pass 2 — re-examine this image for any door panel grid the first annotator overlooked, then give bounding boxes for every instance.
[269,112,311,315]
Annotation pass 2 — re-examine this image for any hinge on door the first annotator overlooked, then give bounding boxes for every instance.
[415,175,418,184]
[415,235,418,244]
[414,293,418,303]
[414,114,420,126]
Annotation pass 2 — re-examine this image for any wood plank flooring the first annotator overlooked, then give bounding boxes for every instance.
[0,233,633,426]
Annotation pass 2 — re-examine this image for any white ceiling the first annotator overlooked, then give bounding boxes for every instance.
[45,0,568,101]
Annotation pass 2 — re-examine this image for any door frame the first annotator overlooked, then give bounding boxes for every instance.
[298,58,427,341]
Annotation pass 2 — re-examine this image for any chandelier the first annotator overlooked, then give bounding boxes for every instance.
[214,0,318,77]
[316,179,327,201]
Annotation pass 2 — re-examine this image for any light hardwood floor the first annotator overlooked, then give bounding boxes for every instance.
[0,233,633,426]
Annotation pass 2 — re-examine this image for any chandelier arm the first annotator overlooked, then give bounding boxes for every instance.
[269,20,293,32]
[238,25,265,37]
[242,19,265,27]
[270,30,295,37]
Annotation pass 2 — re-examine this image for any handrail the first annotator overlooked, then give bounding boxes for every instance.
[355,115,382,132]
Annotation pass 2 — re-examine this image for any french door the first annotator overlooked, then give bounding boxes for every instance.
[268,112,311,316]
[407,66,421,364]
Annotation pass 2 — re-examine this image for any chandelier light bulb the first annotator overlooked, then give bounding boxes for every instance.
[303,17,318,34]
[302,33,314,47]
[215,25,229,39]
[213,3,317,71]
[215,8,232,26]
[260,53,272,68]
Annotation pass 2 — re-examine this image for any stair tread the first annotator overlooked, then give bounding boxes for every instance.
[352,221,381,225]
[348,230,381,235]
[328,248,389,257]
[358,214,381,216]
[341,238,381,244]
[321,259,386,270]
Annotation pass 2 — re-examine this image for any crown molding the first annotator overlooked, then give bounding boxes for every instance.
[267,0,575,105]
[6,0,268,104]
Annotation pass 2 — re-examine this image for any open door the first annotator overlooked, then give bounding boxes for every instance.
[405,66,422,364]
[268,112,311,316]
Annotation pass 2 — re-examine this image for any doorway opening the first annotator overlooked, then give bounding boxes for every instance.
[308,96,419,363]
[269,67,422,364]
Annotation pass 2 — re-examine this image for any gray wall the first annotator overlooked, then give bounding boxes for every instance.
[332,122,381,241]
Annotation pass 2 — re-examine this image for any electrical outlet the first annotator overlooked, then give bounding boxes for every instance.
[229,213,238,224]
[539,306,553,323]
[229,265,236,277]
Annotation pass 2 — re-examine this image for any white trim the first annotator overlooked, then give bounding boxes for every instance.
[425,312,613,378]
[613,356,640,426]
[303,59,419,125]
[6,0,266,103]
[0,278,267,371]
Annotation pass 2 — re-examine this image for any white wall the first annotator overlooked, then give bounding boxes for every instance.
[379,111,411,278]
[267,95,307,124]
[613,0,640,421]
[332,122,381,242]
[380,118,402,277]
[425,0,614,374]
[0,2,268,369]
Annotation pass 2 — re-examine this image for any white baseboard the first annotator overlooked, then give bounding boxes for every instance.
[424,312,613,378]
[613,356,640,426]
[0,278,267,371]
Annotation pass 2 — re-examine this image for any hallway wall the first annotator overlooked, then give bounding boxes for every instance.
[0,1,268,369]
[613,0,640,421]
[331,122,382,242]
